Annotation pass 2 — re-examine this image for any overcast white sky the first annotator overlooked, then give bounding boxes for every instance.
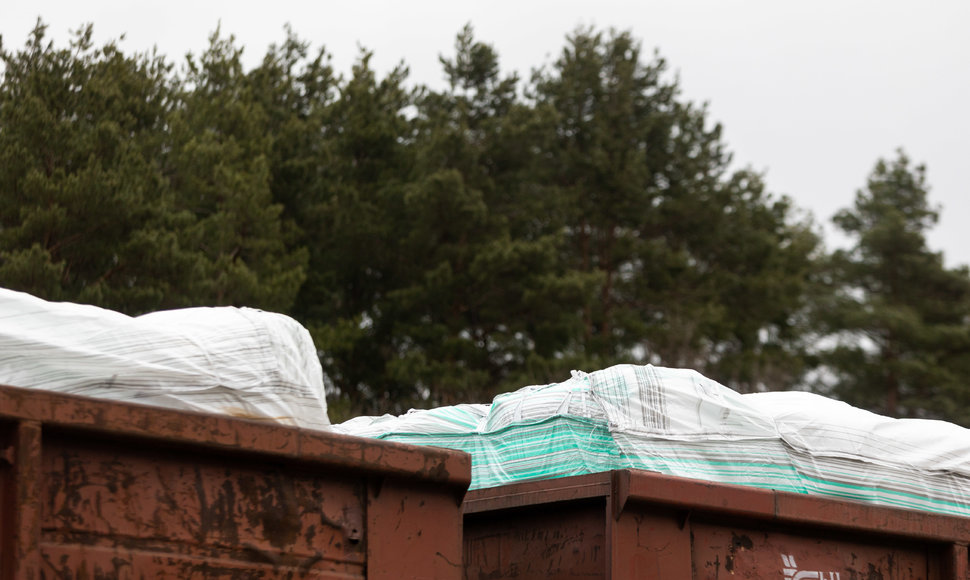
[3,1,969,266]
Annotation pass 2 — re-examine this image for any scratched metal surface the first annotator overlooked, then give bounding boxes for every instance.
[462,471,970,580]
[464,501,607,579]
[691,523,930,580]
[0,384,470,579]
[40,436,367,577]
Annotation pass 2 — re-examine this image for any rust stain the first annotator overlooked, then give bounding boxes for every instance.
[2,384,469,578]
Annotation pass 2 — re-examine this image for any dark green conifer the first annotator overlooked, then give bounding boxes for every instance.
[818,151,970,421]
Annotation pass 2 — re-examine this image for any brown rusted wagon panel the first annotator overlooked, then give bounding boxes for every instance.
[463,470,970,580]
[0,384,470,579]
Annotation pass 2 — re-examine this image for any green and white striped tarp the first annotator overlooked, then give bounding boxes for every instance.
[335,364,970,518]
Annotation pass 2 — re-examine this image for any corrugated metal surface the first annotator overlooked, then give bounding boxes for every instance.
[0,384,470,579]
[463,470,970,579]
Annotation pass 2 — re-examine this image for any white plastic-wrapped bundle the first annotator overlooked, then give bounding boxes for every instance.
[745,390,970,512]
[592,365,970,514]
[0,287,330,430]
[338,363,970,516]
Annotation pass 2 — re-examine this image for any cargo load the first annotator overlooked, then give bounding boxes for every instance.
[335,364,970,518]
[0,287,330,430]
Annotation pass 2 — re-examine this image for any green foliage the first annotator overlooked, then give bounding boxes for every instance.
[386,25,597,406]
[246,26,338,222]
[0,22,188,312]
[816,150,970,422]
[165,29,308,311]
[6,20,968,425]
[534,28,819,390]
[288,50,417,415]
[650,169,820,392]
[0,22,306,314]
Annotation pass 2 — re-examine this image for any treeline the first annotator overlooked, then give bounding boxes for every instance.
[3,22,970,424]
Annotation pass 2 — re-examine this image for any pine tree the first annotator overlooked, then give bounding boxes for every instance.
[164,29,308,312]
[0,22,193,313]
[381,25,597,407]
[817,150,970,421]
[535,28,680,361]
[245,26,338,226]
[534,28,819,389]
[651,168,819,391]
[290,50,418,417]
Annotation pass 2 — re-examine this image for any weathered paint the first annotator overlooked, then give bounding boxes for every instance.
[0,384,471,579]
[463,470,970,580]
[692,523,930,580]
[0,421,43,580]
[465,501,607,578]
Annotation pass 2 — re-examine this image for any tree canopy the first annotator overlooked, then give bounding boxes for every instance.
[815,151,970,421]
[3,21,969,424]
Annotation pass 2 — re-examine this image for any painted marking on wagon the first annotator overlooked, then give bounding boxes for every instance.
[782,554,841,580]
